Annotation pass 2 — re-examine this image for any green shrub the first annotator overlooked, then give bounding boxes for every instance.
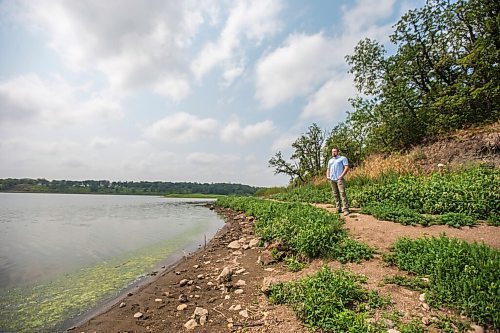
[361,202,431,226]
[268,266,385,332]
[284,256,306,272]
[217,197,373,262]
[386,236,500,328]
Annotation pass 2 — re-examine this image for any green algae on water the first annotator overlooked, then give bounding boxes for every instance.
[0,223,206,333]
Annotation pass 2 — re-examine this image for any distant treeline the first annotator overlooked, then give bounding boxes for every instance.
[0,178,259,196]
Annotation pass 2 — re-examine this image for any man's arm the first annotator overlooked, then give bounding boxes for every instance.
[338,165,349,180]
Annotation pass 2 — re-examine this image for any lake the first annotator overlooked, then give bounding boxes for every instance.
[0,193,223,333]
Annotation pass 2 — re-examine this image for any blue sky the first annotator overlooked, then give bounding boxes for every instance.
[0,0,423,187]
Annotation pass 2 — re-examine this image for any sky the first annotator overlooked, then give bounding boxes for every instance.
[0,0,424,187]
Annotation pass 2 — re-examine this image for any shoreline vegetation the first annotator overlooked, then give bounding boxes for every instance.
[0,179,259,196]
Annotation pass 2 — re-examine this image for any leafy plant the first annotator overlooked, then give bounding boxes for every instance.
[386,236,500,328]
[284,256,306,272]
[268,266,386,332]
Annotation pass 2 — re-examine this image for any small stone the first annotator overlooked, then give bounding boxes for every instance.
[249,238,260,248]
[224,295,231,300]
[163,291,171,297]
[194,294,200,298]
[234,289,244,294]
[229,304,242,311]
[208,297,217,303]
[193,307,209,325]
[422,317,431,325]
[177,304,188,311]
[175,271,181,275]
[133,312,143,319]
[469,325,484,333]
[227,323,234,328]
[422,302,430,311]
[264,268,275,272]
[387,329,401,333]
[154,298,162,302]
[204,261,211,265]
[179,294,188,303]
[235,279,246,287]
[419,293,426,302]
[207,281,214,286]
[197,274,204,279]
[187,280,194,285]
[227,318,234,323]
[184,318,198,330]
[242,244,249,250]
[235,268,246,274]
[179,279,189,287]
[232,251,243,255]
[239,309,249,318]
[217,266,233,282]
[228,240,241,249]
[193,265,199,269]
[119,302,126,308]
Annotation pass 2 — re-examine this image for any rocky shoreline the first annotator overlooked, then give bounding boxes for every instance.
[73,204,298,333]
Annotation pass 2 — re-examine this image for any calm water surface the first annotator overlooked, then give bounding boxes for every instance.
[0,193,223,332]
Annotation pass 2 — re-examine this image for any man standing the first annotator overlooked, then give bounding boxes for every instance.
[326,148,350,215]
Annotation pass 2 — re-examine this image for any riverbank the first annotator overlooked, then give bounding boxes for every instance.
[73,204,302,333]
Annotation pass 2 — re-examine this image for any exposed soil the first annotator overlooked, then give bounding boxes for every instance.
[73,203,499,333]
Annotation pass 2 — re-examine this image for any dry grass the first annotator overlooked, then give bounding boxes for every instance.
[348,153,423,181]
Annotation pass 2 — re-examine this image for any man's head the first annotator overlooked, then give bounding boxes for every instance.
[331,148,340,157]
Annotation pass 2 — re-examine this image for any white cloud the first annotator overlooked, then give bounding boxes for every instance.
[255,33,337,109]
[271,134,296,152]
[0,74,122,126]
[89,137,118,150]
[19,0,221,101]
[144,112,218,143]
[342,0,396,33]
[191,0,282,81]
[222,65,245,87]
[221,120,275,144]
[301,75,356,120]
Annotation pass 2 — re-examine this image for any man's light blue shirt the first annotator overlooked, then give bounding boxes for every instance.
[328,156,348,181]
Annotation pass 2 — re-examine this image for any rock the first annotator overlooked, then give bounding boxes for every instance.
[207,281,214,286]
[232,250,243,255]
[469,325,484,333]
[224,295,231,300]
[184,318,198,330]
[422,317,431,325]
[175,271,181,275]
[217,266,233,282]
[133,312,143,319]
[234,289,244,294]
[193,307,209,325]
[387,329,401,333]
[208,297,217,303]
[119,302,126,308]
[422,302,430,311]
[235,268,246,274]
[154,298,162,302]
[235,279,246,287]
[179,279,189,287]
[163,291,171,297]
[239,309,249,318]
[197,274,204,279]
[229,304,242,311]
[261,277,279,294]
[249,238,260,248]
[264,268,275,272]
[193,264,199,269]
[203,260,211,265]
[228,240,241,249]
[177,304,188,311]
[385,319,395,329]
[242,244,249,250]
[187,280,194,285]
[419,293,426,302]
[179,294,188,303]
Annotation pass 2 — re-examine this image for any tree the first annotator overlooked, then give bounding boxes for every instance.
[269,124,326,184]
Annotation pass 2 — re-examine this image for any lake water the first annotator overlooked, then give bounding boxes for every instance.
[0,193,223,333]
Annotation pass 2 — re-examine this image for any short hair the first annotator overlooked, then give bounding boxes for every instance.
[331,147,340,152]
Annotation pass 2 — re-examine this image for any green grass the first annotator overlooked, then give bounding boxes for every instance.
[385,235,500,328]
[216,197,373,262]
[268,266,389,332]
[271,165,499,227]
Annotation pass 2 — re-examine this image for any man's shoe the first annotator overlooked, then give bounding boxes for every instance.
[343,211,350,216]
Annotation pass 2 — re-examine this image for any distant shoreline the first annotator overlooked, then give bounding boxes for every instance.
[0,190,227,198]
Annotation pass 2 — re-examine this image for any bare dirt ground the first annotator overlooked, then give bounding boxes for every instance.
[74,204,499,333]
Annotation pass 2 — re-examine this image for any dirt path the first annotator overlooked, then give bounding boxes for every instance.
[74,204,498,333]
[314,204,500,251]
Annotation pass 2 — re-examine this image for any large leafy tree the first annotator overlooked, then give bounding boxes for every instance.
[269,124,326,183]
[346,0,499,152]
